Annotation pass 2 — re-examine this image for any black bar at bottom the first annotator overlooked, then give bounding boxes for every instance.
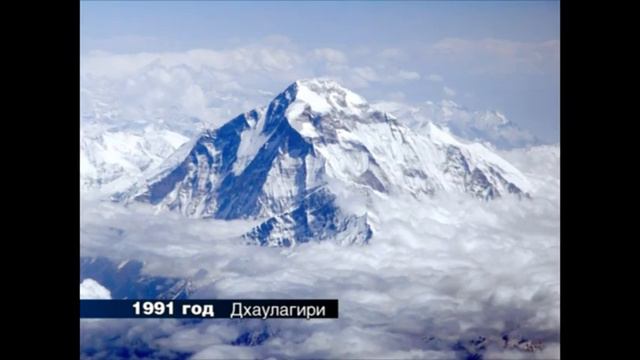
[80,299,338,319]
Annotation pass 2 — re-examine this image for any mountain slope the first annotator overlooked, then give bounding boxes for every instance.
[81,125,189,194]
[121,79,531,246]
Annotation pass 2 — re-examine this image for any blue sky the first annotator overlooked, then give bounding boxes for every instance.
[81,1,559,143]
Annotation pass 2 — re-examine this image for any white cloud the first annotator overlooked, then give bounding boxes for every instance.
[81,43,426,133]
[396,70,421,80]
[428,73,444,82]
[429,37,559,74]
[81,47,308,131]
[348,66,421,88]
[80,146,559,358]
[82,35,163,54]
[353,66,380,82]
[311,48,348,64]
[498,145,560,200]
[443,86,456,97]
[387,91,406,100]
[81,46,304,79]
[263,34,293,46]
[379,48,405,61]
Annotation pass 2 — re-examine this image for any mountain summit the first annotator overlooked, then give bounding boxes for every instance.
[120,78,530,246]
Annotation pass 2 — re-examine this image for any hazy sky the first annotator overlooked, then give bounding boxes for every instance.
[81,1,559,143]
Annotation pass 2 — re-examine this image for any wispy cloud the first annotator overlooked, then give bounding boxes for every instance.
[311,48,348,64]
[443,85,456,97]
[427,73,444,82]
[378,48,406,61]
[429,37,559,75]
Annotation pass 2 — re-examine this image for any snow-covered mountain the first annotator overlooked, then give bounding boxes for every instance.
[80,125,190,194]
[80,278,112,300]
[374,99,538,149]
[117,79,531,247]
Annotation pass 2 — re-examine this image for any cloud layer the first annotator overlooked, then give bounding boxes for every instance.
[80,145,560,359]
[81,35,558,148]
[81,41,426,134]
[429,38,560,75]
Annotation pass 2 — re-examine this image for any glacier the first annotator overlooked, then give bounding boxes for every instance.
[117,79,531,247]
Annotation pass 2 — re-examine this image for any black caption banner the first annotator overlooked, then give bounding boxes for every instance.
[80,299,339,319]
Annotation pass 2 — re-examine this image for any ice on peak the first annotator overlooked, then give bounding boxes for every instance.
[294,78,348,92]
[299,78,367,105]
[286,78,369,117]
[282,78,377,139]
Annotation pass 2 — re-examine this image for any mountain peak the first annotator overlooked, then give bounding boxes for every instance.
[284,78,369,118]
[293,78,349,92]
[122,79,531,247]
[273,78,389,141]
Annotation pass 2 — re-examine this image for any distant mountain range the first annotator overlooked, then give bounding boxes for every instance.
[373,99,539,149]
